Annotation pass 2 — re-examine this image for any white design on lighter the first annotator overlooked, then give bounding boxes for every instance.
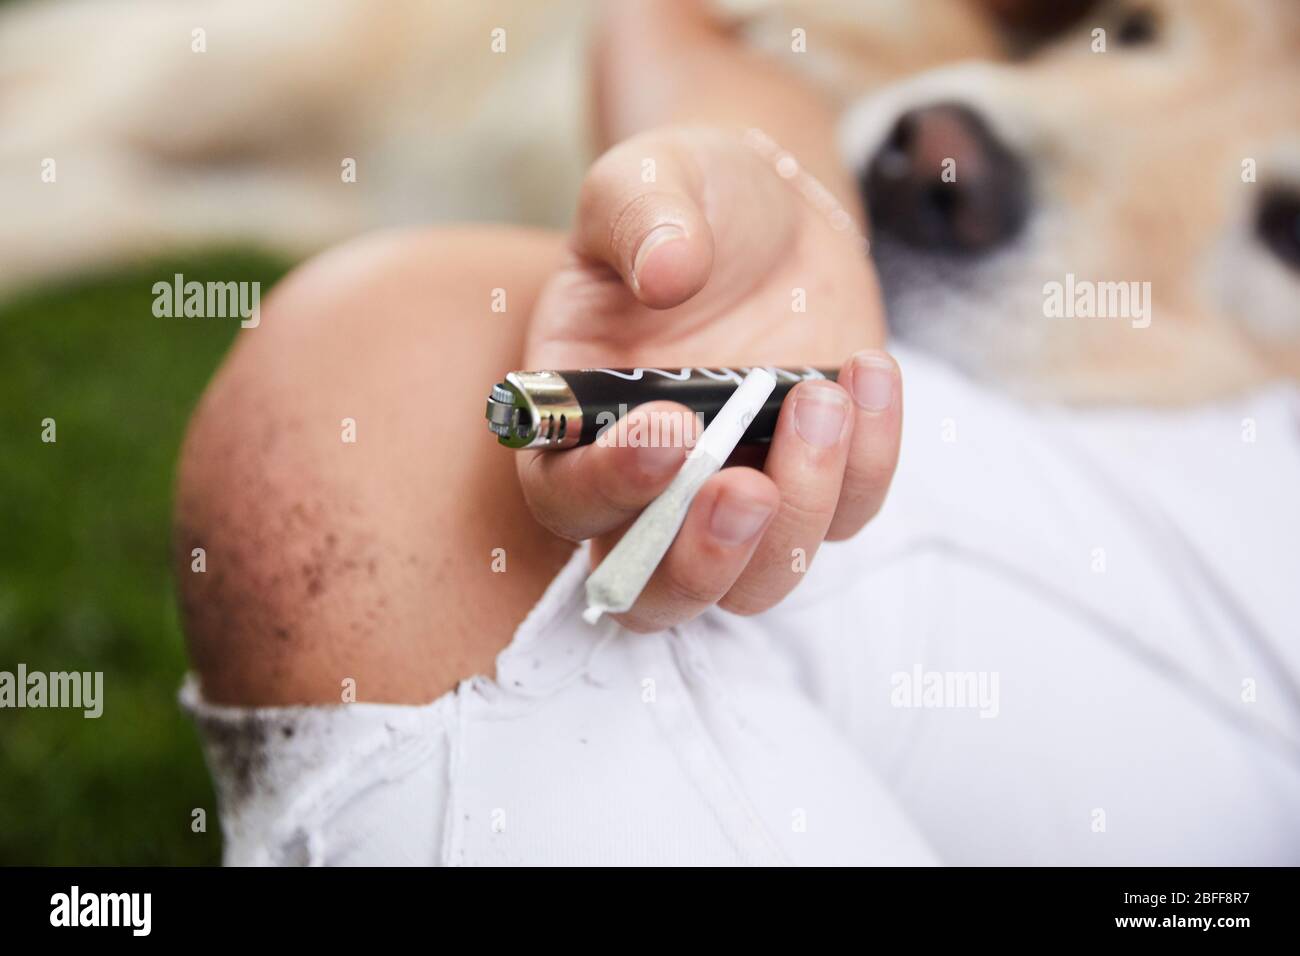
[588,366,824,384]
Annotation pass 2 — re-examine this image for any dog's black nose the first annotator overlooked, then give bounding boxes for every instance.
[863,103,1029,254]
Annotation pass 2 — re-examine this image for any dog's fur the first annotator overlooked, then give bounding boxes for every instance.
[4,0,1296,402]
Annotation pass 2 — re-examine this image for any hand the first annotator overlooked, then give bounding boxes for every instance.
[520,126,902,631]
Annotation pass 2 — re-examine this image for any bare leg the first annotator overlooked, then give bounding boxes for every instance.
[174,227,574,706]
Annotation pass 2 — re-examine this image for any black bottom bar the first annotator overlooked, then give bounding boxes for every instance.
[0,866,1292,942]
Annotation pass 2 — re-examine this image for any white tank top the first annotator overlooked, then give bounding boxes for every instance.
[183,347,1300,865]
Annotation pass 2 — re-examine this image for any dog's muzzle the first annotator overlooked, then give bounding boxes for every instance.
[861,102,1030,256]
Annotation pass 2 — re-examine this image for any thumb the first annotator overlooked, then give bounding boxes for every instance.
[572,132,715,309]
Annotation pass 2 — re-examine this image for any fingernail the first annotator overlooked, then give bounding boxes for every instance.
[709,492,773,545]
[635,441,685,475]
[794,385,849,448]
[631,224,685,291]
[849,352,896,413]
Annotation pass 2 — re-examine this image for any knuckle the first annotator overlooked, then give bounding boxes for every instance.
[594,453,657,512]
[844,450,897,493]
[824,484,888,541]
[661,565,723,608]
[577,149,621,209]
[774,493,837,533]
[717,586,779,617]
[718,572,798,617]
[824,506,875,542]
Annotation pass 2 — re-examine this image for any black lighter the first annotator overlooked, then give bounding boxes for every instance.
[485,366,838,450]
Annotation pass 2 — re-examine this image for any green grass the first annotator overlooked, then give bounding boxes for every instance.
[0,249,292,864]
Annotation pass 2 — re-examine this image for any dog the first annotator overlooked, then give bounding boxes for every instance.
[825,0,1300,402]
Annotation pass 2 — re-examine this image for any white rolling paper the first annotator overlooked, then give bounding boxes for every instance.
[582,367,778,624]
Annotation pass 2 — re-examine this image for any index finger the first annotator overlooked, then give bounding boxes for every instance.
[516,401,699,542]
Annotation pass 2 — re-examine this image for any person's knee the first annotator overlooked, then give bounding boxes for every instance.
[174,226,568,706]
